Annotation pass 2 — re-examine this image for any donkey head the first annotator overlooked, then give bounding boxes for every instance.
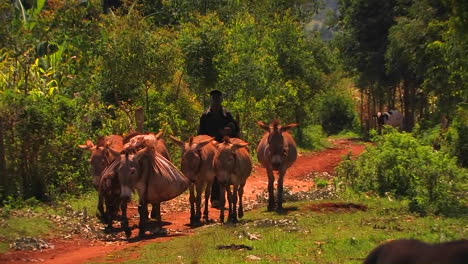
[170,135,213,182]
[117,148,147,200]
[256,120,297,170]
[213,137,248,183]
[79,139,109,188]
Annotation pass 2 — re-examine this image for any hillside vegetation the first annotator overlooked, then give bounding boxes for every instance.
[0,0,466,212]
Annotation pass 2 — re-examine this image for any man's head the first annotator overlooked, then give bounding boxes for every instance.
[210,90,223,110]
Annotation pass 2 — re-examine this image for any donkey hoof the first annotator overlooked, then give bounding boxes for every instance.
[276,207,285,214]
[124,228,131,238]
[190,219,201,226]
[238,211,244,218]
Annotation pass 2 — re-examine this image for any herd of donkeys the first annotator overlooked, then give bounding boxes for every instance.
[79,120,467,264]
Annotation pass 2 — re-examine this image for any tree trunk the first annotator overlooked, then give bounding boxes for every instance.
[135,107,144,133]
[360,89,364,132]
[403,80,415,131]
[0,118,5,196]
[295,107,303,144]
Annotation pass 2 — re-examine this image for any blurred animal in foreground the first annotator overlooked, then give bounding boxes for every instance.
[363,239,468,264]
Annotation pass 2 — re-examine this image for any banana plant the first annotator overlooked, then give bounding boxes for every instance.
[14,0,46,30]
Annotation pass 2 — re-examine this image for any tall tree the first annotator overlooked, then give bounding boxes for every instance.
[335,0,397,130]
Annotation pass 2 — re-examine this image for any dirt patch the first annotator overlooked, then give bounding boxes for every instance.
[0,139,366,264]
[307,202,368,213]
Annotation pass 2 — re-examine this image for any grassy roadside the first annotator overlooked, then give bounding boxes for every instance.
[90,197,467,264]
[0,192,100,253]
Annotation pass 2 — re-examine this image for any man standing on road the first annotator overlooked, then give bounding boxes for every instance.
[198,90,240,208]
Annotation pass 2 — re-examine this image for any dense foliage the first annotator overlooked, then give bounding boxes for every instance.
[0,0,345,202]
[337,129,467,216]
[335,0,467,132]
[0,0,466,209]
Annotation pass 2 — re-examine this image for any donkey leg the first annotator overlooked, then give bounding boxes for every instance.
[276,170,285,212]
[231,185,239,223]
[97,193,105,222]
[138,202,149,237]
[150,202,161,222]
[104,198,114,229]
[203,181,212,222]
[219,184,226,223]
[238,184,244,219]
[120,198,131,238]
[267,169,275,211]
[196,183,205,222]
[189,184,197,225]
[225,186,235,223]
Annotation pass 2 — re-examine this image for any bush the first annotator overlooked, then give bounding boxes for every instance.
[298,125,330,150]
[413,105,468,167]
[317,89,359,135]
[336,130,467,216]
[452,106,468,167]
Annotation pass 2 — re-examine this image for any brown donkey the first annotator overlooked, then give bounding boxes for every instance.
[115,136,190,237]
[120,132,171,221]
[256,120,297,212]
[213,137,252,223]
[169,135,217,225]
[79,135,123,222]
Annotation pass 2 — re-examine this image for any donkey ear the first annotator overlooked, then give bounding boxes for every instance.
[106,145,121,157]
[256,121,270,131]
[212,140,221,148]
[169,135,185,148]
[232,142,248,150]
[154,130,164,140]
[281,123,298,132]
[79,140,95,150]
[195,137,214,151]
[133,147,148,163]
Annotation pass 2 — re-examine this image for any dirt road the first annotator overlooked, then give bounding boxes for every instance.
[0,139,365,264]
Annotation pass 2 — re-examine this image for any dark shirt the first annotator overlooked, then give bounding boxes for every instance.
[198,107,240,142]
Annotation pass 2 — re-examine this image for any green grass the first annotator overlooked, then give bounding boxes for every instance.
[0,217,53,239]
[0,217,53,253]
[329,130,361,140]
[89,197,467,264]
[0,191,100,253]
[0,242,9,253]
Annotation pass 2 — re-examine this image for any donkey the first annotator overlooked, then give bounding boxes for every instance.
[363,239,468,264]
[169,135,217,225]
[79,135,123,222]
[256,120,298,212]
[120,132,171,221]
[116,141,190,237]
[213,137,252,223]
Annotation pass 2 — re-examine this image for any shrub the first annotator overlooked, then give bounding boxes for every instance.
[413,105,468,167]
[317,89,359,135]
[298,124,330,151]
[336,130,467,216]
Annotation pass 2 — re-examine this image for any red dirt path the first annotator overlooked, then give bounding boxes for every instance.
[0,139,365,264]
